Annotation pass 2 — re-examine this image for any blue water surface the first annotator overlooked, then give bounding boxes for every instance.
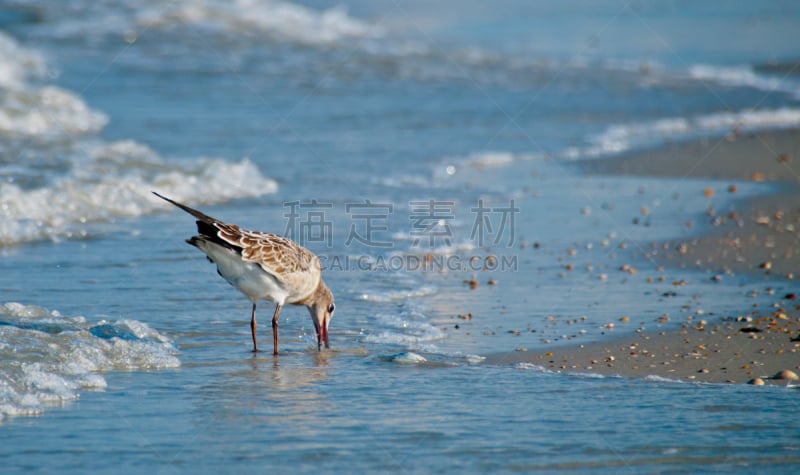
[1,0,799,472]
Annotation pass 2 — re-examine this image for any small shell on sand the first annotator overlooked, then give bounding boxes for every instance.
[748,378,766,386]
[771,369,799,381]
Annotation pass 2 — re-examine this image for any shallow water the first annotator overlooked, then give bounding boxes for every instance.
[1,0,799,472]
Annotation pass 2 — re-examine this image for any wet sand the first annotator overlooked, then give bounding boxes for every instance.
[490,129,800,385]
[582,127,800,278]
[485,312,800,385]
[581,127,800,184]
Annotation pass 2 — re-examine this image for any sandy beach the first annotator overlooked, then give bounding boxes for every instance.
[582,128,800,278]
[491,129,800,385]
[485,311,800,385]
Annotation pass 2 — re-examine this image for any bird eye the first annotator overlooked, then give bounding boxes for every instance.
[328,304,335,313]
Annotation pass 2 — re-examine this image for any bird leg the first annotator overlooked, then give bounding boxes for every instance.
[272,303,282,355]
[250,303,258,353]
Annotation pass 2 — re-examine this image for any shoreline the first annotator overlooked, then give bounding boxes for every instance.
[492,128,800,385]
[581,128,800,279]
[484,312,800,385]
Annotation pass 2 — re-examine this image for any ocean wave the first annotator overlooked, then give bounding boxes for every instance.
[0,302,180,421]
[419,106,800,177]
[0,32,106,139]
[0,86,109,138]
[0,31,278,247]
[690,64,800,100]
[137,0,384,45]
[18,0,383,46]
[581,107,800,159]
[3,0,651,86]
[0,141,277,246]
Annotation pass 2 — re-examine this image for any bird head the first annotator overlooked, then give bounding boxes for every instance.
[308,281,334,350]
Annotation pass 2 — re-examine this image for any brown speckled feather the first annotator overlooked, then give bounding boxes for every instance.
[216,223,317,276]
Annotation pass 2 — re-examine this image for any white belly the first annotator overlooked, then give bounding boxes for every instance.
[198,241,288,304]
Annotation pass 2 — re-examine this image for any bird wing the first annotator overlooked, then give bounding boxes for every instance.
[153,192,321,292]
[216,225,323,300]
[216,225,317,275]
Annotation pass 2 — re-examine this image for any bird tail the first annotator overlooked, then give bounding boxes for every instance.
[152,191,219,226]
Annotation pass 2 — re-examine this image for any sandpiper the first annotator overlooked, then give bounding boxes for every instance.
[153,192,334,355]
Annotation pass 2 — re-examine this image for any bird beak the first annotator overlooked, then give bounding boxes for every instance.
[315,317,329,351]
[312,318,326,351]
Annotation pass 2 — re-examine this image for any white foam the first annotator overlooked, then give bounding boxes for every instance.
[694,108,800,131]
[514,362,553,373]
[0,33,278,247]
[441,106,800,166]
[690,64,800,100]
[363,311,445,347]
[582,107,800,159]
[386,352,427,364]
[643,374,685,384]
[0,141,277,246]
[30,0,383,47]
[0,31,46,89]
[464,354,486,365]
[0,86,109,137]
[587,118,691,156]
[139,0,384,45]
[355,285,438,303]
[0,31,103,138]
[0,302,180,420]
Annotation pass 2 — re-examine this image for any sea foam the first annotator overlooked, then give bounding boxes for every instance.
[0,141,277,246]
[363,311,446,348]
[0,31,278,247]
[22,0,383,47]
[0,302,180,421]
[690,64,800,100]
[583,107,800,159]
[137,0,384,45]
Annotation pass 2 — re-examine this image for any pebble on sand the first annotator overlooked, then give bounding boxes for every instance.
[771,369,799,381]
[748,378,766,386]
